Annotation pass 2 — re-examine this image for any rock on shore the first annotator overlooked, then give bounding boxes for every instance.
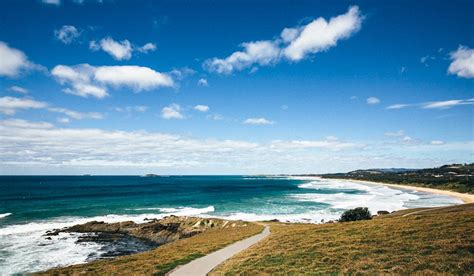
[44,216,246,259]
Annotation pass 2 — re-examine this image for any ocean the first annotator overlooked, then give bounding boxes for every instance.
[0,175,463,274]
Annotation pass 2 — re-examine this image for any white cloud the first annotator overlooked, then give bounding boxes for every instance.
[90,37,133,60]
[420,55,435,65]
[448,46,474,78]
[113,106,148,113]
[386,103,411,110]
[204,6,362,74]
[430,140,445,145]
[1,119,54,129]
[194,105,209,112]
[90,37,157,60]
[47,107,103,120]
[204,40,280,74]
[384,130,405,137]
[270,139,355,151]
[43,0,105,5]
[387,99,474,110]
[283,6,362,61]
[54,25,81,44]
[281,28,300,43]
[0,42,40,77]
[51,64,174,98]
[0,96,102,120]
[197,78,209,87]
[244,118,275,125]
[0,97,48,115]
[207,114,224,121]
[384,130,425,146]
[422,99,474,110]
[170,67,196,80]
[161,104,184,119]
[9,86,28,94]
[57,117,71,124]
[366,97,380,105]
[137,43,157,53]
[401,136,415,144]
[42,0,61,5]
[51,64,108,98]
[95,66,174,90]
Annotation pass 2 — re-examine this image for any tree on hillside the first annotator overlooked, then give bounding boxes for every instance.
[339,207,372,222]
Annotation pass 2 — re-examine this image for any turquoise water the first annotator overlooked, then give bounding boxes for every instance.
[0,175,463,273]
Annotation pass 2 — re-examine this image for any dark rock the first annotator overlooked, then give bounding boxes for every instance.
[377,210,390,215]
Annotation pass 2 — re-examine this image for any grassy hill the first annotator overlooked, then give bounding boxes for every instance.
[37,204,473,275]
[321,163,474,193]
[212,204,474,274]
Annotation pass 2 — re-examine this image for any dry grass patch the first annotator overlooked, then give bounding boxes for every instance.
[212,204,474,274]
[36,221,263,275]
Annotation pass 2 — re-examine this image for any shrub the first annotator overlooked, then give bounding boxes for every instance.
[339,207,372,222]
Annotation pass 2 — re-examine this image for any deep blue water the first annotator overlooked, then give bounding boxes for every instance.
[0,175,323,226]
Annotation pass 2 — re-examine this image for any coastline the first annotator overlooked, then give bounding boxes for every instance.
[331,178,474,204]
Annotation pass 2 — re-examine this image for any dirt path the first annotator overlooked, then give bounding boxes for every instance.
[169,225,270,276]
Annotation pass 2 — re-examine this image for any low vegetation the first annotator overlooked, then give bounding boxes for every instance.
[322,163,474,193]
[339,207,372,222]
[211,204,474,274]
[36,221,263,275]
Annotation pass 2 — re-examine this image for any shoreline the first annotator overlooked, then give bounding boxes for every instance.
[330,178,474,204]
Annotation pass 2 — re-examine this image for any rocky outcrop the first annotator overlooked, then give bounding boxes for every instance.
[45,216,246,246]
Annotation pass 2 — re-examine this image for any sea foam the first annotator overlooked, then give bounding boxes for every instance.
[291,177,461,213]
[0,206,215,274]
[0,213,11,219]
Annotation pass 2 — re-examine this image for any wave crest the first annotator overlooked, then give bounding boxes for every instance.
[0,213,12,219]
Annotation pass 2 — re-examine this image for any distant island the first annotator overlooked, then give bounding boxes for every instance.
[320,163,473,194]
[143,174,160,177]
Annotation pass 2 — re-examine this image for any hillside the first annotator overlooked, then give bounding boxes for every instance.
[212,204,474,274]
[321,163,474,193]
[36,204,474,275]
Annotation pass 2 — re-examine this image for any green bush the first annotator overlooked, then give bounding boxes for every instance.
[339,207,372,222]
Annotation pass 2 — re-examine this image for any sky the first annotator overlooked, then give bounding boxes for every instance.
[0,0,473,175]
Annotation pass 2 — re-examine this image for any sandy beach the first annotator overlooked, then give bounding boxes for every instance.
[341,179,474,204]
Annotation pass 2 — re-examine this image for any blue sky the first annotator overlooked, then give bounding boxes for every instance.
[0,0,473,174]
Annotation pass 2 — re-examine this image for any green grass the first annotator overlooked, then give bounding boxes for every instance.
[212,204,474,274]
[153,253,205,275]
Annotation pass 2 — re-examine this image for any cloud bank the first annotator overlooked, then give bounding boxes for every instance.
[1,119,470,174]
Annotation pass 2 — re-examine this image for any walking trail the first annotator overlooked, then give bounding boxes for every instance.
[169,225,270,276]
